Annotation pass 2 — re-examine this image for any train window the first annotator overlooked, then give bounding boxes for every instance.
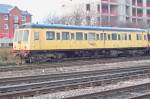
[84,33,87,40]
[71,33,74,40]
[34,32,39,40]
[148,34,150,41]
[118,34,121,40]
[96,34,99,40]
[125,34,127,40]
[46,31,55,40]
[56,33,60,40]
[23,30,29,42]
[18,30,23,41]
[144,35,147,40]
[129,34,131,40]
[62,32,69,40]
[100,33,103,40]
[112,33,117,40]
[88,33,95,40]
[104,33,107,40]
[137,34,142,40]
[108,34,111,40]
[76,32,83,40]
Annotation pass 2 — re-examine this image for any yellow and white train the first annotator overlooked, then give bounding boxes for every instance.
[13,23,150,63]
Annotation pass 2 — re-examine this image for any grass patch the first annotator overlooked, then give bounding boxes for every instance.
[0,47,16,65]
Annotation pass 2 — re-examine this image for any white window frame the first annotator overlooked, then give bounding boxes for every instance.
[14,15,19,22]
[4,24,8,30]
[4,15,8,20]
[22,16,26,21]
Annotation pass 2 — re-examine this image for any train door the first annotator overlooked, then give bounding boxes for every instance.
[33,31,41,50]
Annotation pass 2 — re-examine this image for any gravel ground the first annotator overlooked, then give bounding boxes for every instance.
[24,78,150,99]
[0,59,150,78]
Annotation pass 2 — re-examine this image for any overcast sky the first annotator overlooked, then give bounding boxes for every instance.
[0,0,77,23]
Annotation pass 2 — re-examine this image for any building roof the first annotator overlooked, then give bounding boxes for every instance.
[0,4,12,14]
[0,4,31,15]
[20,23,146,32]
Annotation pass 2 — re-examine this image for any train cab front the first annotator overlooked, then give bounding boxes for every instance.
[13,29,30,58]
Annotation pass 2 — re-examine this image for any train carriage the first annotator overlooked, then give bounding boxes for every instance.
[13,23,150,63]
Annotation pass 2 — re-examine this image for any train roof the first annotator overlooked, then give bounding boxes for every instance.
[19,23,147,32]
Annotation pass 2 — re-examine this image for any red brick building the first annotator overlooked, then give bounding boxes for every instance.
[0,4,32,47]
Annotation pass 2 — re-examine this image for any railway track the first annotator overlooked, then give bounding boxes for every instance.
[66,82,150,99]
[0,66,150,98]
[1,56,150,72]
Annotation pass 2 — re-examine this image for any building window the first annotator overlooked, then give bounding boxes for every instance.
[97,4,100,12]
[4,15,8,20]
[22,16,26,21]
[14,15,19,23]
[46,31,55,40]
[14,24,19,29]
[86,4,90,11]
[4,24,8,30]
[86,16,91,25]
[62,32,69,40]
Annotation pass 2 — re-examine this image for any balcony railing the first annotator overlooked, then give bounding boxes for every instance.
[14,20,19,23]
[147,14,150,17]
[132,13,136,16]
[137,13,143,17]
[110,0,117,3]
[137,3,143,7]
[102,0,109,2]
[102,9,109,14]
[147,3,150,7]
[110,11,117,16]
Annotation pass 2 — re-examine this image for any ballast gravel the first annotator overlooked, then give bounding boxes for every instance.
[0,59,150,78]
[24,78,150,99]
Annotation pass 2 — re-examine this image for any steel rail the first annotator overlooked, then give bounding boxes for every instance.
[0,68,150,98]
[65,83,150,99]
[0,66,150,86]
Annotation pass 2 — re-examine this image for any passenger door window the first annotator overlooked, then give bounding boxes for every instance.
[23,30,29,42]
[34,32,39,40]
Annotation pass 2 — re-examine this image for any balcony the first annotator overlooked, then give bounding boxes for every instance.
[14,20,19,23]
[102,9,109,14]
[110,11,117,16]
[110,0,118,4]
[137,13,143,17]
[137,3,143,7]
[102,0,109,3]
[102,0,109,2]
[132,13,136,17]
[147,3,150,8]
[147,14,150,18]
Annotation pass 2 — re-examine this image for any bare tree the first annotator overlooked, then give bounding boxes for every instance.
[43,13,62,24]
